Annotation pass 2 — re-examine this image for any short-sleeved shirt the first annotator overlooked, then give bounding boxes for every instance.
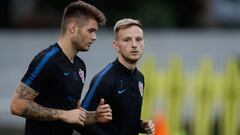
[80,59,145,135]
[21,43,86,135]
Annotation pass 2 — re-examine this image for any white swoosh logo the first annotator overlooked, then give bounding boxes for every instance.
[117,89,127,94]
[64,72,70,76]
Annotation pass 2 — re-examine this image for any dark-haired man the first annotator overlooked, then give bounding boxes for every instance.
[10,1,112,135]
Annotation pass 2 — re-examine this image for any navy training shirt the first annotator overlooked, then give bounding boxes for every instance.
[80,59,145,135]
[21,43,86,135]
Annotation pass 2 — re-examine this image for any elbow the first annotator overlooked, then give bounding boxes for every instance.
[10,107,17,115]
[10,99,25,116]
[10,100,18,115]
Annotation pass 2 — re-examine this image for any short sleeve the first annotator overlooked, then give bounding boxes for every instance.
[21,47,59,93]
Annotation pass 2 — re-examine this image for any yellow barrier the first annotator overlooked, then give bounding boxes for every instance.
[140,56,240,135]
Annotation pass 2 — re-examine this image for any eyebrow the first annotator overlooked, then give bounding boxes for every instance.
[88,27,97,31]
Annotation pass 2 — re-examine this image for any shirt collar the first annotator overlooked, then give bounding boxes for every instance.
[54,42,77,64]
[113,58,137,75]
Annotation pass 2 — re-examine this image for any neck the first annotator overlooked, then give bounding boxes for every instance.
[58,36,77,62]
[118,57,137,71]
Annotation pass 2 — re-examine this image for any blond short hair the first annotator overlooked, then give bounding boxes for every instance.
[113,18,143,33]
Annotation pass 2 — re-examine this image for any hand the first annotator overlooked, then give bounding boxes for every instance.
[96,98,112,123]
[141,120,155,135]
[61,109,86,126]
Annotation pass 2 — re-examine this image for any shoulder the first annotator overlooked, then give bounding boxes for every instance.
[30,44,60,66]
[21,44,60,87]
[92,62,114,83]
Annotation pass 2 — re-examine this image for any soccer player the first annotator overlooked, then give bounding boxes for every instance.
[80,18,154,135]
[10,1,112,135]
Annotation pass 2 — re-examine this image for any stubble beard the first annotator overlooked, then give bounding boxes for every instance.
[71,38,88,52]
[121,53,142,65]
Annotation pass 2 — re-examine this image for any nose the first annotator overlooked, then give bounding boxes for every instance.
[132,40,137,48]
[92,32,97,41]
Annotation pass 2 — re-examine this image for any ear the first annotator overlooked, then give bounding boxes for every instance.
[113,41,120,51]
[68,22,79,34]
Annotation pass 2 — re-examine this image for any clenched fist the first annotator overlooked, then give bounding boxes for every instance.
[96,98,112,123]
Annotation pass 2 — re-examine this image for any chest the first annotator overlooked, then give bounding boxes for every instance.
[109,77,144,110]
[48,60,85,99]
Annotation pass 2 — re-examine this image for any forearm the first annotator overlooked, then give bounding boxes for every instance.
[11,97,64,121]
[11,82,86,126]
[84,110,97,124]
[21,100,86,125]
[22,100,64,121]
[10,81,64,121]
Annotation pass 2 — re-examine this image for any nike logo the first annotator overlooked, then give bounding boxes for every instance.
[117,89,127,94]
[64,72,70,76]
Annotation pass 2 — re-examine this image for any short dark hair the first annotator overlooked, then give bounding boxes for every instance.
[61,0,106,34]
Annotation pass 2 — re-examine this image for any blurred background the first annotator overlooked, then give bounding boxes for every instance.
[0,0,240,135]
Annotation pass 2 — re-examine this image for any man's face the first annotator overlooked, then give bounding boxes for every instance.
[114,25,144,64]
[72,19,98,52]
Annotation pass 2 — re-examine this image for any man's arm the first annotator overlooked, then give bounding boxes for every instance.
[75,75,113,134]
[10,81,86,125]
[75,99,112,135]
[140,120,155,135]
[82,99,112,124]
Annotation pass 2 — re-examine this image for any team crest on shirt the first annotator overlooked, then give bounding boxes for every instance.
[79,68,85,83]
[138,81,144,97]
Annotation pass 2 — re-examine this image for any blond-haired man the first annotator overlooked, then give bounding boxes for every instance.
[80,18,154,135]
